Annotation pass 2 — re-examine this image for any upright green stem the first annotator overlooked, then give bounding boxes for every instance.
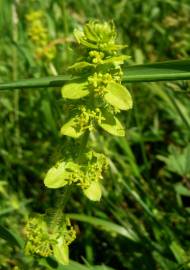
[78,131,90,157]
[12,0,22,159]
[57,131,90,212]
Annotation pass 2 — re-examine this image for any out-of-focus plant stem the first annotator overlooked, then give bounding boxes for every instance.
[12,0,22,159]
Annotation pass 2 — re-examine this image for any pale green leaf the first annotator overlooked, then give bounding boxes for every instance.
[80,39,98,49]
[74,29,84,43]
[44,161,68,188]
[53,237,69,265]
[68,62,94,70]
[102,55,130,65]
[104,82,133,110]
[83,181,102,201]
[61,82,89,99]
[44,161,80,188]
[99,110,125,137]
[102,44,127,51]
[84,24,99,42]
[60,117,84,138]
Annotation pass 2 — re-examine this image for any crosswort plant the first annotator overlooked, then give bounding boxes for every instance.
[24,20,133,265]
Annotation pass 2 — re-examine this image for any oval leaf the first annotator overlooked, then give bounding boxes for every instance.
[44,161,68,188]
[53,237,69,265]
[60,117,84,138]
[83,181,102,201]
[61,82,89,99]
[99,110,125,137]
[44,161,81,189]
[104,82,133,110]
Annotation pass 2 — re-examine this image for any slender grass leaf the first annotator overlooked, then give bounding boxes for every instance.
[0,75,79,91]
[123,59,190,82]
[1,60,190,91]
[170,241,188,264]
[67,213,139,242]
[0,224,24,248]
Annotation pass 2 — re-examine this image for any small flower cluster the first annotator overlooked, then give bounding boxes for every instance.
[24,214,76,265]
[38,20,133,265]
[61,20,133,138]
[44,151,108,201]
[25,11,56,61]
[45,20,133,200]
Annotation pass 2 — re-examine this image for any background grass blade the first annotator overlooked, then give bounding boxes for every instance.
[0,60,190,91]
[0,75,78,90]
[40,258,116,270]
[123,59,190,82]
[67,213,139,242]
[0,224,24,248]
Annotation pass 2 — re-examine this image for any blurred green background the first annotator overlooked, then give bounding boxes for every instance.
[0,0,190,269]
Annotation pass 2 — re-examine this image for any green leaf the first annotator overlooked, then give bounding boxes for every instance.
[103,44,127,51]
[157,144,190,177]
[170,241,187,264]
[104,82,133,110]
[123,59,190,82]
[174,183,190,197]
[67,214,139,242]
[0,225,24,248]
[83,181,102,201]
[53,238,69,265]
[44,161,81,189]
[84,24,99,42]
[102,55,130,65]
[62,82,89,99]
[44,161,68,188]
[0,75,79,91]
[44,259,117,270]
[1,60,190,91]
[80,39,98,49]
[68,62,95,70]
[99,110,125,137]
[60,117,84,138]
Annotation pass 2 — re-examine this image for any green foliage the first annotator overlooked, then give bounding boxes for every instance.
[158,144,190,177]
[44,151,108,201]
[61,82,89,99]
[18,19,132,265]
[104,82,133,110]
[1,1,190,269]
[59,21,132,140]
[45,20,132,202]
[24,212,76,265]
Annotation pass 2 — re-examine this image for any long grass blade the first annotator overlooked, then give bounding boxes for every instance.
[0,60,190,91]
[67,213,139,242]
[0,75,78,90]
[123,59,190,82]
